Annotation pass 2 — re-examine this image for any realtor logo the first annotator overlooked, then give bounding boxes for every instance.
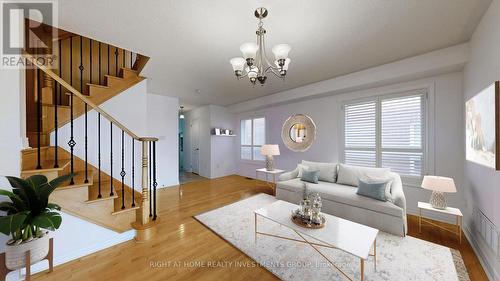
[1,0,57,69]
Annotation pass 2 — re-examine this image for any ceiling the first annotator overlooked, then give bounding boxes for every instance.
[57,0,491,108]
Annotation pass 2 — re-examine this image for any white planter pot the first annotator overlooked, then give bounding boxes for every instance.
[5,234,50,270]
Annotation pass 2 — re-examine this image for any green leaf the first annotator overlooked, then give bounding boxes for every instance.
[0,212,28,235]
[0,189,27,210]
[5,176,31,210]
[32,212,61,231]
[0,201,18,213]
[38,174,73,205]
[46,203,61,211]
[25,175,47,191]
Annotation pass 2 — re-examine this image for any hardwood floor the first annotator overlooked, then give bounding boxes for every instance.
[33,175,487,281]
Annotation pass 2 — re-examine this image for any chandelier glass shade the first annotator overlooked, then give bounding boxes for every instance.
[230,7,291,85]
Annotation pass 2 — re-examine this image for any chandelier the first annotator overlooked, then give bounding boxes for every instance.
[229,7,291,86]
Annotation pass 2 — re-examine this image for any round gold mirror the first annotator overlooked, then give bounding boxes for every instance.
[282,114,316,152]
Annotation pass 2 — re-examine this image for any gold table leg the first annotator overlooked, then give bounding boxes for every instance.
[419,208,422,233]
[373,239,377,271]
[360,258,364,281]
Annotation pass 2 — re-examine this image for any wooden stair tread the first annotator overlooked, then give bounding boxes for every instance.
[58,173,94,189]
[22,159,70,173]
[112,205,140,215]
[42,103,70,109]
[86,83,109,89]
[85,194,118,204]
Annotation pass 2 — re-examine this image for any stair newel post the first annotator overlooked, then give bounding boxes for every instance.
[110,121,114,196]
[36,68,42,170]
[140,139,150,225]
[121,130,125,210]
[131,137,135,207]
[80,36,89,184]
[149,141,152,217]
[97,113,102,198]
[53,77,59,168]
[153,140,157,221]
[69,36,75,185]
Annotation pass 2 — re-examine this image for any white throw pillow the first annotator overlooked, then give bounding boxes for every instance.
[296,164,309,178]
[301,161,338,183]
[337,164,390,187]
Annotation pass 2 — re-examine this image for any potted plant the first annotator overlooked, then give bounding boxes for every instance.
[0,174,71,270]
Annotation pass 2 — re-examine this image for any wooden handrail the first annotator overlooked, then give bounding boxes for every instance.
[24,53,158,142]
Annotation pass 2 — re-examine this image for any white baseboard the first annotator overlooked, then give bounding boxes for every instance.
[6,230,135,281]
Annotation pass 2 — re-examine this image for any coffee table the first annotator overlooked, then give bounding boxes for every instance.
[254,200,378,281]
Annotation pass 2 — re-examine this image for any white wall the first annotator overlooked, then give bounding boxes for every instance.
[183,105,237,179]
[0,69,23,179]
[463,0,500,279]
[209,105,237,178]
[147,93,179,187]
[235,72,465,218]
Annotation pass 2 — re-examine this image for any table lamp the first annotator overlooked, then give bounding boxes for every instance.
[261,144,280,171]
[421,175,456,209]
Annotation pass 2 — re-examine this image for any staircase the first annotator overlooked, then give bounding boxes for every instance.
[21,20,158,238]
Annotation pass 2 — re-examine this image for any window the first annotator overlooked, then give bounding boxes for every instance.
[241,117,265,161]
[343,92,425,177]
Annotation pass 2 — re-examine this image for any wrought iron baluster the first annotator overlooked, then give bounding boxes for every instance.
[122,49,125,69]
[80,36,89,184]
[120,130,125,210]
[98,113,102,198]
[98,42,101,84]
[110,121,114,196]
[131,137,135,207]
[114,47,119,76]
[53,77,59,168]
[36,69,42,169]
[107,44,110,75]
[149,141,152,217]
[58,39,62,104]
[69,36,75,185]
[130,51,133,69]
[153,141,157,220]
[89,39,93,84]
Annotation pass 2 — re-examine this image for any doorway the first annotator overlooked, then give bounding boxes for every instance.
[191,118,200,175]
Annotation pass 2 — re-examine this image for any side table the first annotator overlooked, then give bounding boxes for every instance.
[418,202,463,243]
[255,168,285,195]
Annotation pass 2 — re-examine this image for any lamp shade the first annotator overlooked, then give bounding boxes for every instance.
[261,144,280,156]
[421,176,457,193]
[272,44,291,60]
[240,42,259,59]
[230,57,246,72]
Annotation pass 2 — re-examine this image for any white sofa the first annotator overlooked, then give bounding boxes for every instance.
[276,162,407,236]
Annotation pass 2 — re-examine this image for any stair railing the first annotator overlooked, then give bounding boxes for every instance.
[27,53,158,230]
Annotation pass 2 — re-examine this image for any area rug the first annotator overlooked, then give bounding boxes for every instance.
[195,193,470,281]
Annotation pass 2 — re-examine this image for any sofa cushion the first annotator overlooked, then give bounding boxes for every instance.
[301,170,320,183]
[277,178,403,217]
[337,164,390,187]
[296,164,309,178]
[357,179,388,201]
[301,161,338,183]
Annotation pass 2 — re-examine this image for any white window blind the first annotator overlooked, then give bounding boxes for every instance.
[343,93,425,177]
[241,117,266,161]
